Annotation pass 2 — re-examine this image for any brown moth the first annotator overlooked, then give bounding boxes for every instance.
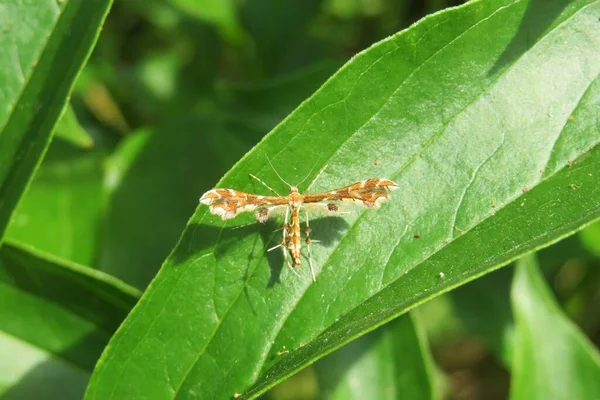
[199,163,398,281]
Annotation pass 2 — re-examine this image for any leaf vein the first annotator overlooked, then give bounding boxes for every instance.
[541,71,600,176]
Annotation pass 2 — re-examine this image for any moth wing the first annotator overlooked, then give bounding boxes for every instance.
[304,178,398,210]
[200,189,286,220]
[256,204,289,223]
[302,201,358,217]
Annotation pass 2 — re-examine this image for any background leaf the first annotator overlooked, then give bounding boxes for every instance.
[0,240,139,399]
[169,0,243,43]
[85,0,600,398]
[314,311,437,399]
[511,254,600,399]
[54,105,94,149]
[5,141,106,266]
[449,267,515,367]
[240,0,324,76]
[0,0,113,240]
[580,220,600,258]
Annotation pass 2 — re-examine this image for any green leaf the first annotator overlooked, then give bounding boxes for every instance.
[54,105,94,149]
[240,0,324,75]
[86,0,600,398]
[449,233,599,370]
[579,220,600,257]
[510,254,600,399]
[220,62,342,135]
[449,267,515,367]
[90,17,220,123]
[0,331,90,400]
[0,0,113,240]
[0,240,139,398]
[314,311,436,399]
[5,141,105,266]
[168,0,243,43]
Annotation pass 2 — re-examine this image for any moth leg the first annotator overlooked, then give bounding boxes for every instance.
[268,206,287,254]
[288,259,300,278]
[304,210,316,282]
[270,240,300,278]
[267,224,285,243]
[281,207,301,277]
[266,207,298,277]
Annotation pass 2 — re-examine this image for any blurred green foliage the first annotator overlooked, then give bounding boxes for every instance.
[1,0,599,399]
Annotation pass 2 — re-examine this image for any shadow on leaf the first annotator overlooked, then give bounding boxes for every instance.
[489,0,571,76]
[172,214,350,288]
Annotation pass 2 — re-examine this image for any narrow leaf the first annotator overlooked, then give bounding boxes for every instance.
[0,240,139,397]
[5,142,105,266]
[0,0,113,240]
[54,105,94,149]
[314,311,436,400]
[511,254,600,399]
[579,220,600,257]
[449,267,514,367]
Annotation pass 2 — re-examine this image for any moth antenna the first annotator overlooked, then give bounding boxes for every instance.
[266,155,292,189]
[296,157,322,189]
[305,164,328,193]
[249,173,280,196]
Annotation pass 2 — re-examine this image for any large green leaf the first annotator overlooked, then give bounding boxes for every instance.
[0,240,139,398]
[0,0,113,240]
[510,254,600,399]
[86,0,600,398]
[314,311,436,399]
